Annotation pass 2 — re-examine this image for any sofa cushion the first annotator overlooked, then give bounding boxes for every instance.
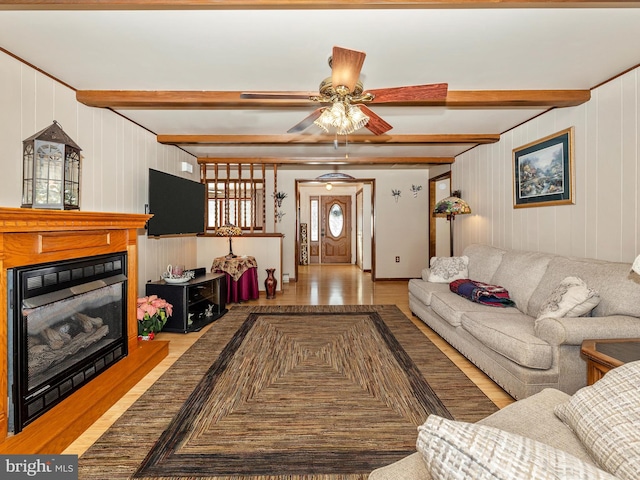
[463,244,507,284]
[489,250,552,315]
[430,291,520,328]
[479,388,594,463]
[428,256,469,283]
[528,256,640,318]
[554,360,640,480]
[408,279,450,307]
[461,312,552,369]
[416,415,616,480]
[536,276,600,320]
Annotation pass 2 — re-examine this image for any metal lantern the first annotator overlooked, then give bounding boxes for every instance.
[22,120,82,210]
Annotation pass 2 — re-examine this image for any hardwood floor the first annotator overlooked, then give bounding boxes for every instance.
[63,264,514,456]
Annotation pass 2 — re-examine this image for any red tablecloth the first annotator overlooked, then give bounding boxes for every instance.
[222,268,259,303]
[211,256,260,303]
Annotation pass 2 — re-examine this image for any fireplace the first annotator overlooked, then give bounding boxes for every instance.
[7,252,128,434]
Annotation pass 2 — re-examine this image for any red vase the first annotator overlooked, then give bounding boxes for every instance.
[265,268,277,299]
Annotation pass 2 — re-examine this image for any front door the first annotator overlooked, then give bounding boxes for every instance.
[321,195,351,263]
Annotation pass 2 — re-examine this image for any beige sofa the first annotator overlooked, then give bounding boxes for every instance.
[408,244,640,399]
[370,359,640,479]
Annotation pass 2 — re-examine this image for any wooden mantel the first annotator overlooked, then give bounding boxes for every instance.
[0,207,168,453]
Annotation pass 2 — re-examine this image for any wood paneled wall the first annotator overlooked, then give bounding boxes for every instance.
[0,50,199,294]
[452,67,639,263]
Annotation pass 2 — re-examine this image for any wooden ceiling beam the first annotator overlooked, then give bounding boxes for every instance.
[196,157,454,165]
[77,89,590,109]
[158,133,500,145]
[3,1,637,10]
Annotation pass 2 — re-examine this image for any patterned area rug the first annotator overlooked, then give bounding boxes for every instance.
[79,305,498,479]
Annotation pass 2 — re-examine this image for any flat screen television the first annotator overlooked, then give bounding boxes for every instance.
[147,169,206,237]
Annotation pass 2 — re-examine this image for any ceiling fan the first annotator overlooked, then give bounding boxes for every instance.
[240,46,448,136]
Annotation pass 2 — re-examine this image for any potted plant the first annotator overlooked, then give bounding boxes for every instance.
[136,295,173,340]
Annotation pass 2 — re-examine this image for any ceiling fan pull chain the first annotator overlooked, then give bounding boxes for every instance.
[345,134,349,159]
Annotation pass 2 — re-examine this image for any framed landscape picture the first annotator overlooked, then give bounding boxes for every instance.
[513,127,575,208]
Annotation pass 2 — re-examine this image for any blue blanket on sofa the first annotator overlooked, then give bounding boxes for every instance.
[449,278,516,308]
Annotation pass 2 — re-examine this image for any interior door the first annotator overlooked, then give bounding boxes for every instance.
[321,195,351,263]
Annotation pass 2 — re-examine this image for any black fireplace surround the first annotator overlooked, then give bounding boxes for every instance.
[7,252,128,434]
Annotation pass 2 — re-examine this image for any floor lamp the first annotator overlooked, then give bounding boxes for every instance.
[433,191,471,257]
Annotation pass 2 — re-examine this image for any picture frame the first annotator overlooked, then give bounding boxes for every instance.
[513,127,575,208]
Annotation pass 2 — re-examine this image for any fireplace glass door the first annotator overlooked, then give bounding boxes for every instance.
[8,252,128,433]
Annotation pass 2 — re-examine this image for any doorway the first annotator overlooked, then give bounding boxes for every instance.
[429,172,451,260]
[295,178,375,281]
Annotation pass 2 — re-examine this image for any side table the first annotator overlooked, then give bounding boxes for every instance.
[581,338,640,385]
[211,255,260,303]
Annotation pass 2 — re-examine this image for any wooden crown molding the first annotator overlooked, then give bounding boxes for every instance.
[196,156,455,165]
[2,1,638,10]
[77,89,591,109]
[158,134,500,146]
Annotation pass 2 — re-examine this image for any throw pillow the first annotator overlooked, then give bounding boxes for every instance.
[554,360,640,480]
[417,415,617,480]
[427,256,469,283]
[536,276,600,320]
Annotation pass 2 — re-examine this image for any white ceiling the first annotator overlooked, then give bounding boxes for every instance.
[1,4,639,163]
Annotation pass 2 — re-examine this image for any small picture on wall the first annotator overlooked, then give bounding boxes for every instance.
[513,127,575,208]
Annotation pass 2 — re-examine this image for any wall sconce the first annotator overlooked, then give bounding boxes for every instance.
[273,191,287,208]
[410,184,423,197]
[392,189,401,203]
[22,120,82,210]
[325,183,333,191]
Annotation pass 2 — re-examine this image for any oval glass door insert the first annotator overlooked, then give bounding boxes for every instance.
[329,203,344,237]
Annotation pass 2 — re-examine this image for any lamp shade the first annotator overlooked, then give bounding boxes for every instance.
[216,224,242,237]
[433,196,472,217]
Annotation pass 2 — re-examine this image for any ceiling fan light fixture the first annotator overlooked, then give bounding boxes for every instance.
[313,102,370,135]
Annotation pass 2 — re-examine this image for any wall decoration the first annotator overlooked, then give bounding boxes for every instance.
[276,210,286,222]
[392,189,401,203]
[410,184,423,197]
[273,191,287,208]
[299,223,309,265]
[513,127,575,208]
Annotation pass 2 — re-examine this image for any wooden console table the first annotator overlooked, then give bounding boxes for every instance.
[581,338,640,385]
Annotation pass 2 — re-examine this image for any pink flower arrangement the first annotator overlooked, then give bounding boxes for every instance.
[136,295,173,338]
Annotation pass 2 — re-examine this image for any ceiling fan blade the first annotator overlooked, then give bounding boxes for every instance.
[287,108,325,133]
[367,83,449,103]
[359,105,393,135]
[240,91,316,99]
[331,46,366,93]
